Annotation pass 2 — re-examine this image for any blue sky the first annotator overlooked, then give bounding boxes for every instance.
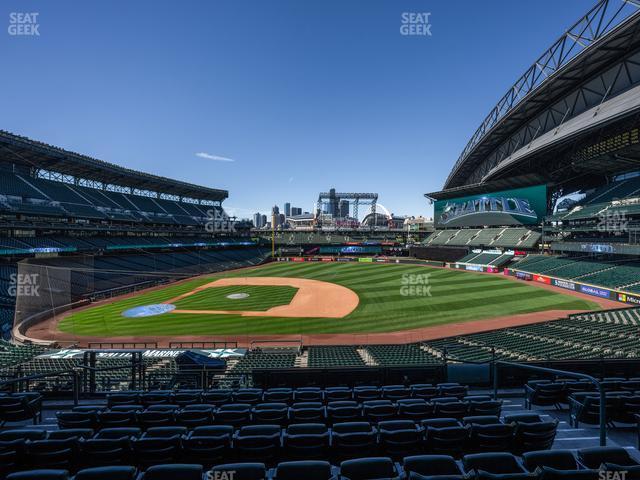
[1,0,591,219]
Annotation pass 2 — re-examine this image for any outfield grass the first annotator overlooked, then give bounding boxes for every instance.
[58,262,600,336]
[173,285,298,311]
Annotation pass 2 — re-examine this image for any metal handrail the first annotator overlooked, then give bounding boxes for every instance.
[492,360,607,446]
[0,361,145,406]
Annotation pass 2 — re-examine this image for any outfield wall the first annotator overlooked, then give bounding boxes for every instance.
[506,267,640,307]
[275,256,445,267]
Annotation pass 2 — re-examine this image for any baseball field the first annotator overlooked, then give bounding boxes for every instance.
[54,261,600,338]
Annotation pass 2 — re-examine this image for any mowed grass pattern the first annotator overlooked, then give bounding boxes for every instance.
[173,285,298,311]
[58,262,600,336]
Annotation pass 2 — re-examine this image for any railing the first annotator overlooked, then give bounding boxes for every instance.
[492,360,607,446]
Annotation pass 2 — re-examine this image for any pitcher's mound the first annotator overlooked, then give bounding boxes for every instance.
[226,293,250,299]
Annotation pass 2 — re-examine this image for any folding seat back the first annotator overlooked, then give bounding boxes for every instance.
[26,438,78,470]
[325,387,353,402]
[382,385,411,401]
[0,429,46,441]
[140,392,173,407]
[411,384,438,400]
[513,419,558,453]
[421,418,460,428]
[468,400,502,417]
[234,424,282,463]
[363,400,397,424]
[424,426,469,457]
[202,389,233,406]
[613,395,640,423]
[462,452,526,474]
[142,464,202,480]
[354,386,381,402]
[110,405,143,412]
[94,427,141,439]
[339,457,397,480]
[0,394,42,425]
[233,388,263,404]
[294,388,323,403]
[136,409,175,430]
[462,416,501,426]
[331,422,377,460]
[403,454,464,477]
[289,402,325,423]
[438,385,468,398]
[398,399,432,421]
[97,410,137,429]
[75,466,138,480]
[468,423,515,453]
[215,403,252,426]
[56,411,97,430]
[283,423,329,459]
[525,383,563,409]
[143,426,187,438]
[433,400,468,419]
[378,420,422,459]
[173,391,202,407]
[6,470,69,480]
[620,380,640,393]
[327,401,361,424]
[252,402,288,425]
[48,429,94,440]
[131,435,182,468]
[522,449,579,471]
[210,463,266,480]
[106,392,140,408]
[174,408,214,428]
[578,446,640,469]
[264,388,293,404]
[183,426,233,467]
[274,460,332,480]
[78,437,132,468]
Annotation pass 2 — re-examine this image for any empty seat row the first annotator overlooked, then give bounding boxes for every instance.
[106,385,470,408]
[58,398,502,429]
[5,447,639,480]
[2,414,557,471]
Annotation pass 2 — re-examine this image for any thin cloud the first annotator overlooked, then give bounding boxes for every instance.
[195,152,235,162]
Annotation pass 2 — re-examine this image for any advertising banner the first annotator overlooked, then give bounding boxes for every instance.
[465,265,483,272]
[516,271,532,280]
[433,184,547,227]
[533,274,551,285]
[552,278,576,291]
[618,293,640,306]
[579,285,612,299]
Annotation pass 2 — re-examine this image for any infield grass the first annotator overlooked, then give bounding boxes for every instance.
[173,285,298,311]
[58,262,600,336]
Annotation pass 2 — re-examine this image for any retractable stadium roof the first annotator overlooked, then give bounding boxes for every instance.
[0,130,228,202]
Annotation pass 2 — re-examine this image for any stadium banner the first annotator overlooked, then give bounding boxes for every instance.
[433,184,547,227]
[516,271,532,280]
[579,285,613,299]
[319,246,382,255]
[38,348,247,360]
[465,265,483,272]
[533,274,551,285]
[552,278,576,291]
[358,257,374,263]
[618,293,640,306]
